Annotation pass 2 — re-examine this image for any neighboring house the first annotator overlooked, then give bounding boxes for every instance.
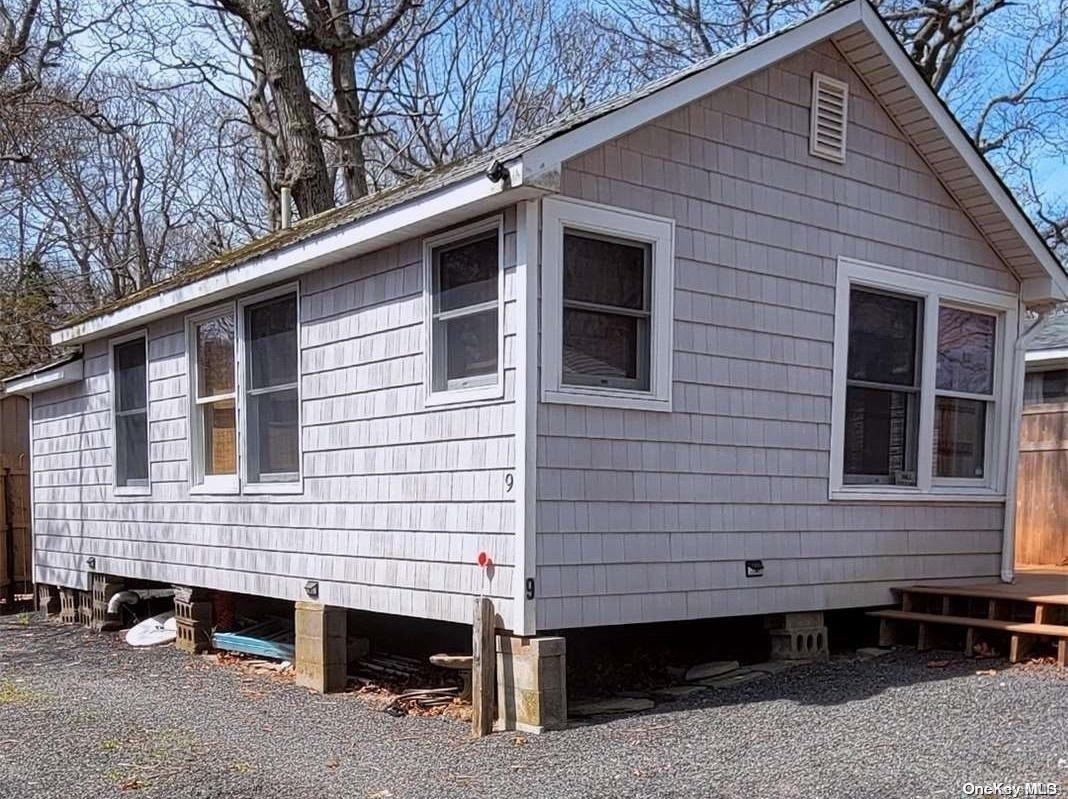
[1016,314,1068,568]
[7,0,1067,641]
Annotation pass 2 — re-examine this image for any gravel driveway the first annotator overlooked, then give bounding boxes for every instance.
[1,614,1065,799]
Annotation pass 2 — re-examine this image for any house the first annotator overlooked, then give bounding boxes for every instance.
[7,0,1067,727]
[1015,314,1068,568]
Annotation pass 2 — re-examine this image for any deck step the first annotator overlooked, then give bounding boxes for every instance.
[868,609,1068,638]
[895,585,1068,606]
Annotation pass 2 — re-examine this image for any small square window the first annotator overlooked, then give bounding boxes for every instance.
[562,231,651,391]
[541,198,674,412]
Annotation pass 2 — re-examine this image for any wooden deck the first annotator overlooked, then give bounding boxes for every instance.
[868,567,1068,666]
[913,567,1068,605]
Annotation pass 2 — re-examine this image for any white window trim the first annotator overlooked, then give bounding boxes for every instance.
[830,257,1018,502]
[109,329,151,497]
[541,196,675,412]
[186,302,240,496]
[423,215,506,407]
[236,282,303,495]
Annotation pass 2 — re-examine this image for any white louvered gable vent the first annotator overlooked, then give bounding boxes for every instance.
[810,72,849,163]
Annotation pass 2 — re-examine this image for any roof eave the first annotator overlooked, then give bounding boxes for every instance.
[52,164,537,347]
[3,356,83,396]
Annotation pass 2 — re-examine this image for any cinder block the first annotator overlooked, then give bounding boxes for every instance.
[91,574,125,632]
[495,635,567,734]
[769,626,829,661]
[77,590,93,627]
[294,603,347,693]
[174,597,214,654]
[59,588,77,623]
[37,585,58,617]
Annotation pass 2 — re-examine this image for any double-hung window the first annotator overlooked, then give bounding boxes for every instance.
[541,197,674,411]
[831,258,1016,499]
[187,284,301,494]
[424,217,504,404]
[240,290,300,487]
[112,333,150,494]
[190,308,238,492]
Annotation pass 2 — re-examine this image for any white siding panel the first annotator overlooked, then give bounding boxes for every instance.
[31,211,520,628]
[537,42,1012,628]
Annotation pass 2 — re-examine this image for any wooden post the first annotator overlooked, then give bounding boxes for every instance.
[471,596,495,738]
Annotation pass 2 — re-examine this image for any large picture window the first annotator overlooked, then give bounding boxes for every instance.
[541,197,674,412]
[424,217,503,404]
[831,259,1016,499]
[112,333,149,493]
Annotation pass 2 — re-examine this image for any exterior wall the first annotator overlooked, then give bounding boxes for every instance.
[535,42,1015,629]
[30,211,520,628]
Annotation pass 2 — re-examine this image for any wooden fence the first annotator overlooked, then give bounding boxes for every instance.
[0,393,31,610]
[1016,403,1068,567]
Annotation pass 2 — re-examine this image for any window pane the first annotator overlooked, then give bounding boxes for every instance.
[435,233,497,313]
[196,315,235,398]
[937,307,995,394]
[115,339,147,412]
[248,388,299,480]
[847,289,922,386]
[436,308,497,389]
[843,386,918,485]
[934,396,986,478]
[116,412,148,485]
[563,231,648,310]
[1025,369,1068,406]
[246,294,298,390]
[201,399,236,476]
[562,308,650,390]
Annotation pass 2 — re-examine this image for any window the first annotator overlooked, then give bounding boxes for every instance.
[831,258,1017,499]
[934,306,996,479]
[240,289,300,487]
[843,288,923,486]
[1024,368,1068,406]
[190,309,238,492]
[186,284,301,495]
[563,232,651,391]
[424,217,504,404]
[111,333,149,493]
[542,197,674,412]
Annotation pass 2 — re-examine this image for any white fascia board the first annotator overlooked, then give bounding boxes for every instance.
[3,359,83,395]
[53,168,537,346]
[520,0,864,177]
[1025,348,1068,364]
[858,3,1068,302]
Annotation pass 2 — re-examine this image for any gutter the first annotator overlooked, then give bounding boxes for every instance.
[1000,304,1057,583]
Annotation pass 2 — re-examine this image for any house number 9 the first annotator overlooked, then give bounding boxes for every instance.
[504,474,514,492]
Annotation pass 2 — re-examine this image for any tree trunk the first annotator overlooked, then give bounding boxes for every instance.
[229,0,335,216]
[326,0,369,200]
